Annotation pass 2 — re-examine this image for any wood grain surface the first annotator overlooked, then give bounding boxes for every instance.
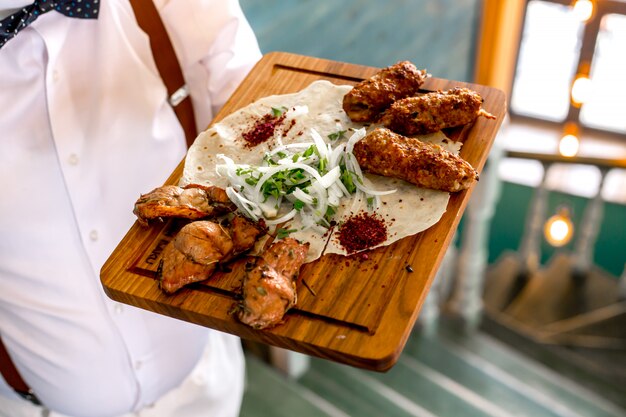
[100,52,506,371]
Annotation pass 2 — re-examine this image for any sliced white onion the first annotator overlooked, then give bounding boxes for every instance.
[328,193,341,207]
[310,181,329,222]
[281,153,319,166]
[215,154,237,176]
[259,196,280,218]
[343,152,397,196]
[355,181,397,196]
[310,128,329,160]
[353,176,397,196]
[264,208,298,226]
[329,142,346,169]
[226,187,260,221]
[345,128,367,154]
[318,166,341,189]
[266,142,314,157]
[292,187,315,204]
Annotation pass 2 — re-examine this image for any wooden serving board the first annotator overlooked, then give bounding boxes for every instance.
[101,52,506,371]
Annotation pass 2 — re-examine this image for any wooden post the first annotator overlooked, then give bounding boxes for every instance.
[473,0,526,97]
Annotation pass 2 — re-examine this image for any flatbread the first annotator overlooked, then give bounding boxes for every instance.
[181,80,460,263]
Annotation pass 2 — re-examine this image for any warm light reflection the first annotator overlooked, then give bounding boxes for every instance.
[571,75,592,106]
[544,208,574,247]
[559,122,580,157]
[572,0,594,22]
[559,134,580,157]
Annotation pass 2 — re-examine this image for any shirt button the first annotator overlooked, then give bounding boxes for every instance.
[89,230,98,241]
[68,153,79,165]
[52,70,60,82]
[134,360,143,370]
[114,303,124,314]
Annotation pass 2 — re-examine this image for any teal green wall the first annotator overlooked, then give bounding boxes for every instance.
[240,0,481,82]
[487,182,626,278]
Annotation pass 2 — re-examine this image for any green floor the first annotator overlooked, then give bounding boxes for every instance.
[241,319,626,417]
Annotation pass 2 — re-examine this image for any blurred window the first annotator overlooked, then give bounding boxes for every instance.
[510,0,626,136]
[580,13,626,133]
[511,1,583,122]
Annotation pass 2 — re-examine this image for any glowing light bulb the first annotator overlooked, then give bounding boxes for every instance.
[544,208,574,247]
[572,0,594,22]
[550,219,570,240]
[571,75,592,106]
[559,134,580,157]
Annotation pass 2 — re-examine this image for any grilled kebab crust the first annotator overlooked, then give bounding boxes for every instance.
[133,184,236,226]
[237,238,310,329]
[381,87,495,136]
[353,128,478,193]
[158,216,266,294]
[342,61,428,123]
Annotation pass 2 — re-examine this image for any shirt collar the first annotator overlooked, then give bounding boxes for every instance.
[0,2,32,19]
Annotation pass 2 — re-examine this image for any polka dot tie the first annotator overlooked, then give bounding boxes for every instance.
[0,0,100,49]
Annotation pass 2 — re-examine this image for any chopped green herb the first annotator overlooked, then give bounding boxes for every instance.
[291,170,306,181]
[236,167,253,176]
[255,286,267,296]
[271,106,288,117]
[263,153,279,166]
[294,200,305,211]
[302,145,315,158]
[276,228,297,239]
[327,130,347,141]
[340,167,357,194]
[318,157,327,173]
[261,180,281,201]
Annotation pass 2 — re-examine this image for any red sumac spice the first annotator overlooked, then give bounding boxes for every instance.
[337,212,387,254]
[241,111,286,148]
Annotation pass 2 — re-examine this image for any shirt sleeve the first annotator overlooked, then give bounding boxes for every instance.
[155,0,263,131]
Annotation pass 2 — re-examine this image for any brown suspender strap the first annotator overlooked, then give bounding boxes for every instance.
[0,337,28,392]
[0,337,41,405]
[129,0,198,148]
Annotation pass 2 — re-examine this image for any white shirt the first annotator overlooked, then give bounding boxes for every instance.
[0,1,261,416]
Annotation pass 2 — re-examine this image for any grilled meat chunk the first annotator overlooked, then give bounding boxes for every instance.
[381,87,495,136]
[133,184,236,226]
[353,128,478,193]
[159,221,232,294]
[237,238,309,329]
[229,215,268,257]
[343,61,428,122]
[158,216,266,294]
